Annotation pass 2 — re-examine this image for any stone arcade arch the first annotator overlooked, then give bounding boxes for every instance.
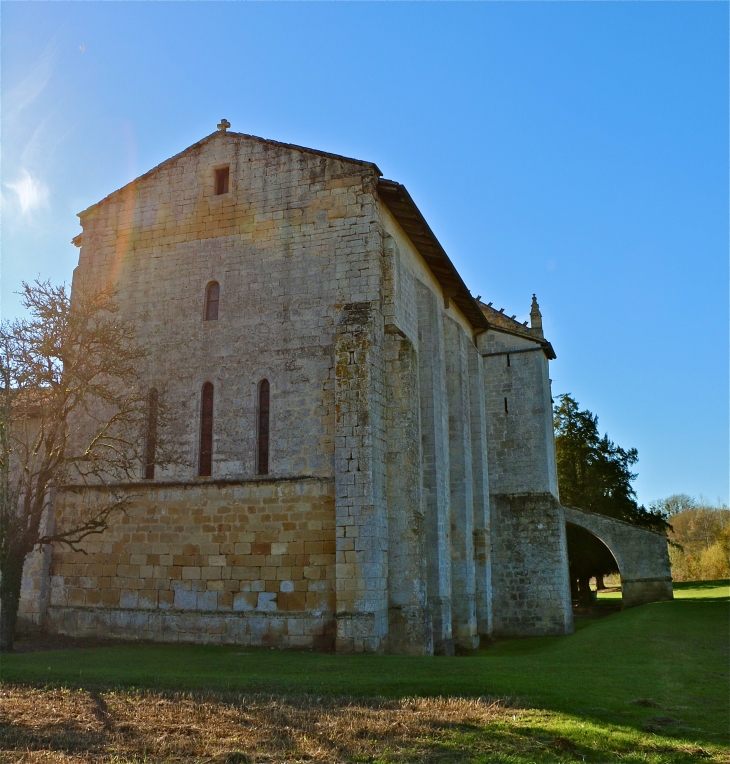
[562,506,673,608]
[565,522,621,605]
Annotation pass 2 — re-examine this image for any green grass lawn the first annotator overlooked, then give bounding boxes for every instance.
[2,580,728,763]
[598,579,730,602]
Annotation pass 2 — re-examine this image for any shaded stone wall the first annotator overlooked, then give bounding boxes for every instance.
[415,282,453,654]
[16,512,54,633]
[46,479,336,647]
[480,334,558,497]
[384,330,431,653]
[467,346,492,638]
[443,317,478,649]
[489,493,573,636]
[563,506,673,608]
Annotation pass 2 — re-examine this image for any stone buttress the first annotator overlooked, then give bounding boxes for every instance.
[478,299,573,637]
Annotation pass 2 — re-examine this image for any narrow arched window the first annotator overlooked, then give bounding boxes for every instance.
[205,281,220,321]
[144,388,159,480]
[257,379,270,475]
[199,382,214,476]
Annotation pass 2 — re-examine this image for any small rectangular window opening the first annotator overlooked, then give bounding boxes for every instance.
[199,383,214,477]
[144,388,159,480]
[215,167,229,195]
[504,397,509,414]
[258,380,270,475]
[506,354,511,367]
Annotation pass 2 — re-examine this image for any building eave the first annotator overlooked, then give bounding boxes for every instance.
[377,179,490,332]
[478,301,556,359]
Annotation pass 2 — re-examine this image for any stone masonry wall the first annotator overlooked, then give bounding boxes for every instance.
[333,301,389,652]
[490,493,573,637]
[58,132,395,652]
[415,281,453,654]
[16,523,54,633]
[47,479,336,647]
[443,317,478,649]
[467,344,492,638]
[384,330,431,653]
[480,332,558,498]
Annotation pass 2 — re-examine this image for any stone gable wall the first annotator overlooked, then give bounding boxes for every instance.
[48,133,392,650]
[73,132,382,483]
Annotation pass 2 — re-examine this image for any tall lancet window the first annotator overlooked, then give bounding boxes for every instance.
[144,388,159,480]
[199,382,214,477]
[257,379,270,475]
[205,281,220,321]
[215,166,229,195]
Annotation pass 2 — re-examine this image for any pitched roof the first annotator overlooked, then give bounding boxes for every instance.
[477,301,556,359]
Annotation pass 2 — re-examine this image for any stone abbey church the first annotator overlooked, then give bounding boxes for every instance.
[19,123,672,653]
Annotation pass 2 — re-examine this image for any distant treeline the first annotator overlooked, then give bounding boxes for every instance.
[650,495,730,582]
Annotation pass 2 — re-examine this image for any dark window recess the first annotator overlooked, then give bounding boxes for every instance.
[205,281,220,321]
[215,167,229,195]
[257,379,270,475]
[504,397,509,414]
[144,388,159,479]
[199,382,214,476]
[506,354,511,367]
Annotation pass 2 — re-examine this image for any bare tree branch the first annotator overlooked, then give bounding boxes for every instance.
[0,279,181,651]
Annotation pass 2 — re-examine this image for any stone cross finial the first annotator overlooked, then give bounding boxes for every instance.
[217,119,231,132]
[530,294,544,337]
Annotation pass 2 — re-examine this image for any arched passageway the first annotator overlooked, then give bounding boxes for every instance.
[566,523,621,608]
[563,506,673,608]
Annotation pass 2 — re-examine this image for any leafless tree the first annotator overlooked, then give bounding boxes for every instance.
[0,280,175,651]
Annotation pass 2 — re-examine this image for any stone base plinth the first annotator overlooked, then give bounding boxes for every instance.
[622,579,674,609]
[47,605,336,650]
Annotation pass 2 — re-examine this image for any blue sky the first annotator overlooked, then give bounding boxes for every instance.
[3,2,728,506]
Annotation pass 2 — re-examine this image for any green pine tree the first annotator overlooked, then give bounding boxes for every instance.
[554,394,667,531]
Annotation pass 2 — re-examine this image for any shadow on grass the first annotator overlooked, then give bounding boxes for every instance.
[0,720,110,755]
[672,579,729,591]
[0,687,720,764]
[672,579,730,602]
